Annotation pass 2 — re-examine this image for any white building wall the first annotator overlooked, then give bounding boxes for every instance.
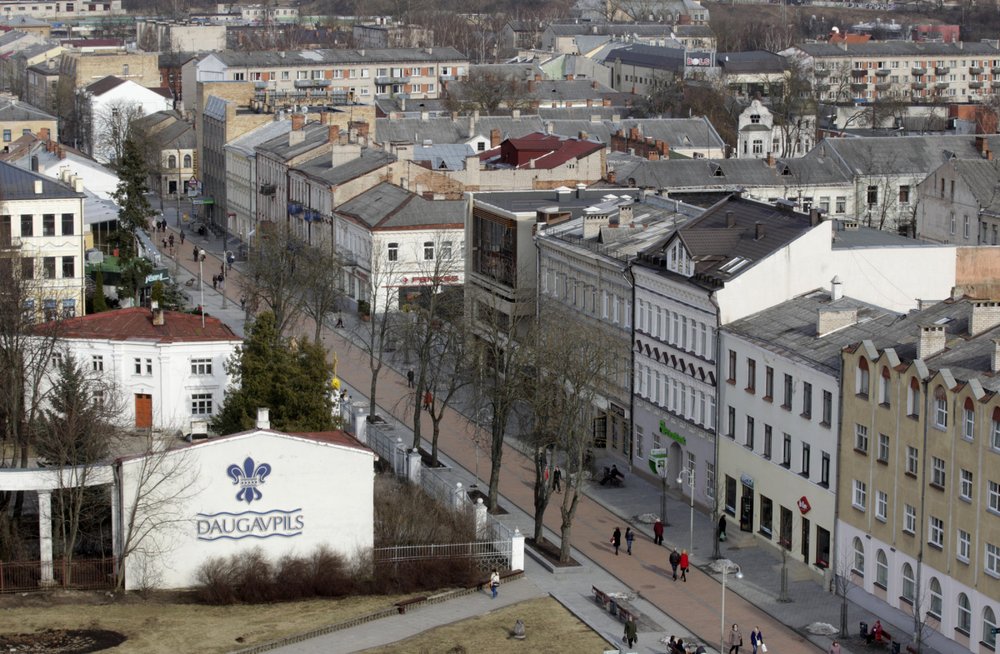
[118,431,375,590]
[89,83,172,163]
[371,228,465,311]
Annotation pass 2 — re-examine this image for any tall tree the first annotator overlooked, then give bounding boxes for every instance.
[299,244,345,344]
[94,100,147,166]
[351,238,401,420]
[241,225,311,336]
[212,311,333,435]
[110,135,155,260]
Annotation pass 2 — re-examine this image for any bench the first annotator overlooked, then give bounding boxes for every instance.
[592,585,637,624]
[394,596,427,614]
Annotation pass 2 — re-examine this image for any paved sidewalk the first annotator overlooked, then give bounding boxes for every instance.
[161,214,966,654]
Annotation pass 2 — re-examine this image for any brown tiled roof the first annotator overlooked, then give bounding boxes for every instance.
[44,308,240,343]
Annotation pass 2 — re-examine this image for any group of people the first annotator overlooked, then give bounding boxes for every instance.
[668,548,690,581]
[404,370,435,411]
[666,635,707,654]
[725,624,767,654]
[609,527,636,556]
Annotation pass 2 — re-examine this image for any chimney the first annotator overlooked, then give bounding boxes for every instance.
[420,110,429,121]
[575,182,587,198]
[329,124,338,143]
[810,207,822,226]
[765,152,775,167]
[151,300,165,326]
[331,141,362,168]
[291,112,305,131]
[618,202,633,225]
[490,128,502,148]
[831,275,843,300]
[545,121,553,134]
[512,109,520,119]
[578,130,588,140]
[33,179,43,194]
[992,339,1000,373]
[256,407,271,430]
[607,170,617,184]
[73,178,84,193]
[629,126,640,140]
[289,129,305,146]
[319,111,329,125]
[534,73,542,81]
[726,211,736,228]
[817,308,858,337]
[591,80,598,89]
[970,300,1000,336]
[38,127,50,140]
[918,325,947,360]
[754,222,765,240]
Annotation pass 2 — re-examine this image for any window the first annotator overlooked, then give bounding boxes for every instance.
[905,446,918,475]
[191,358,213,375]
[42,256,55,279]
[822,390,832,426]
[441,241,453,260]
[820,451,830,486]
[61,213,74,236]
[801,382,812,418]
[958,529,971,562]
[725,475,737,514]
[706,461,715,499]
[763,425,773,459]
[852,479,867,510]
[934,386,948,428]
[929,515,944,548]
[133,357,142,374]
[423,241,434,260]
[985,607,998,648]
[183,154,192,168]
[801,443,810,477]
[727,349,737,382]
[853,537,865,575]
[760,495,773,536]
[931,456,945,488]
[866,185,878,206]
[855,425,869,453]
[988,543,1000,578]
[764,366,774,399]
[387,242,398,261]
[836,196,846,213]
[903,503,916,534]
[879,367,891,405]
[61,256,74,278]
[856,358,870,396]
[901,563,915,602]
[91,355,103,371]
[727,406,735,438]
[877,433,889,463]
[899,185,911,204]
[876,490,888,521]
[993,407,1000,449]
[963,397,975,440]
[907,378,920,417]
[875,549,888,587]
[20,214,32,237]
[145,358,152,375]
[989,480,1000,513]
[746,358,756,393]
[960,469,973,500]
[61,299,75,320]
[1,129,9,142]
[782,373,793,409]
[745,415,755,448]
[191,392,213,415]
[957,593,972,633]
[782,433,791,467]
[168,154,177,169]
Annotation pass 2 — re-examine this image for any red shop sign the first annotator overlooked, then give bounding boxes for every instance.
[797,496,812,515]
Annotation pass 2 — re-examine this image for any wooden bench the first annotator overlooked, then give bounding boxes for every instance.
[592,585,637,624]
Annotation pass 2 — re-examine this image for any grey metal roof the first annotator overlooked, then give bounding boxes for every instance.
[295,147,395,185]
[256,122,331,160]
[410,143,475,171]
[548,23,682,37]
[0,160,83,200]
[0,98,55,122]
[203,95,229,122]
[132,111,195,149]
[226,119,292,155]
[944,159,1000,215]
[613,152,852,190]
[475,187,643,215]
[830,222,939,249]
[724,290,901,374]
[373,115,546,144]
[335,182,465,229]
[820,135,1000,177]
[718,50,788,74]
[446,78,616,103]
[796,41,1000,58]
[598,43,686,72]
[209,47,467,68]
[470,62,544,80]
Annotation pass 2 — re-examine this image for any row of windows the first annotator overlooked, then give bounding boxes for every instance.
[165,154,193,169]
[386,241,453,262]
[541,269,633,329]
[636,362,716,430]
[233,66,463,81]
[729,351,833,425]
[725,406,832,486]
[1,128,32,142]
[0,213,77,238]
[638,300,714,360]
[851,538,1000,644]
[26,298,75,322]
[92,356,215,377]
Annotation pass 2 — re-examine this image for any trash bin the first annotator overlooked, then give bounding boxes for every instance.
[860,622,869,638]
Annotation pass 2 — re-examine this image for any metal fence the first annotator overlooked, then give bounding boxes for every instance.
[420,466,459,507]
[368,423,406,476]
[483,513,516,543]
[0,557,116,593]
[373,540,512,572]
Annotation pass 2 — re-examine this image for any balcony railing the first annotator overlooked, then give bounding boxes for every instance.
[293,79,331,88]
[850,81,867,91]
[970,80,983,88]
[814,68,831,77]
[851,68,866,77]
[911,81,926,89]
[875,82,891,90]
[935,66,949,75]
[935,81,949,89]
[874,68,890,77]
[970,66,983,74]
[375,76,410,85]
[912,67,926,75]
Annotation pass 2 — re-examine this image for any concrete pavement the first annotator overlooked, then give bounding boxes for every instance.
[158,214,964,654]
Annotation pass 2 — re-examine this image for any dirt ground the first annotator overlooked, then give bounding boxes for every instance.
[357,597,609,654]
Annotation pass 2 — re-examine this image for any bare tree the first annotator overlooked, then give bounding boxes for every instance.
[299,244,345,344]
[241,224,311,336]
[92,99,147,165]
[445,70,532,115]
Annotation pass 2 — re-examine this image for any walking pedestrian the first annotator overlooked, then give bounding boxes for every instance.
[489,568,500,599]
[625,527,634,555]
[180,229,186,244]
[193,245,198,262]
[749,626,764,654]
[669,548,681,580]
[240,296,246,310]
[168,234,174,248]
[552,466,562,492]
[728,624,742,654]
[653,519,664,546]
[679,549,689,582]
[623,616,637,648]
[212,275,218,290]
[828,640,841,654]
[611,527,621,555]
[406,369,415,388]
[422,390,432,411]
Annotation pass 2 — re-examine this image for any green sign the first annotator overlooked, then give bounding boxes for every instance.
[648,448,667,476]
[659,420,687,445]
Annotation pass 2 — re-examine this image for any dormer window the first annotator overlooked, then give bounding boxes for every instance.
[666,240,693,277]
[750,114,761,124]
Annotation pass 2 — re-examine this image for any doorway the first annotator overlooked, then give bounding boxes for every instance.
[780,506,793,550]
[740,483,754,532]
[135,394,152,429]
[816,526,831,568]
[801,517,811,561]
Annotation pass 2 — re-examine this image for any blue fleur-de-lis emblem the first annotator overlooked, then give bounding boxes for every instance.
[227,457,272,504]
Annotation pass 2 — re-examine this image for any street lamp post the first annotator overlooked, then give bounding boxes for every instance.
[721,562,744,653]
[198,249,206,328]
[677,467,695,554]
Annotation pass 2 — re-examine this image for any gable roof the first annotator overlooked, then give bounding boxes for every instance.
[949,159,1000,215]
[481,132,603,169]
[820,134,1000,177]
[45,308,241,343]
[335,182,465,230]
[84,75,127,96]
[0,98,55,122]
[0,160,82,200]
[598,43,686,72]
[294,147,395,186]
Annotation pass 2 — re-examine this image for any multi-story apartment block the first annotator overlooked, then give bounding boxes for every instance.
[719,288,898,574]
[787,41,1000,105]
[916,141,1000,246]
[352,21,433,49]
[23,58,60,115]
[840,297,1000,652]
[0,0,123,20]
[224,118,291,247]
[0,160,85,319]
[136,19,227,53]
[536,194,702,463]
[190,48,469,109]
[254,116,335,226]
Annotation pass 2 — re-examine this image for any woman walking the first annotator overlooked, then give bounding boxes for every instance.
[611,527,621,555]
[679,549,690,582]
[728,623,743,654]
[749,626,764,654]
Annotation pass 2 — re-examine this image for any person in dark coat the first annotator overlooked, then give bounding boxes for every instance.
[623,616,637,648]
[625,527,635,555]
[406,369,414,388]
[669,548,681,580]
[611,527,621,555]
[552,466,562,492]
[653,518,664,545]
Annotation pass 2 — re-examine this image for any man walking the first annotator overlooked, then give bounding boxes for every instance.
[669,548,681,580]
[623,616,638,649]
[611,527,621,555]
[406,369,415,388]
[552,466,562,492]
[625,527,635,556]
[653,519,664,546]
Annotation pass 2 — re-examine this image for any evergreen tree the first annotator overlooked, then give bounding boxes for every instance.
[212,312,334,435]
[92,269,108,313]
[110,135,154,259]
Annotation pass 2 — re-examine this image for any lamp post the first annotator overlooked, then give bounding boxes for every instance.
[198,248,206,328]
[677,467,695,554]
[721,562,744,653]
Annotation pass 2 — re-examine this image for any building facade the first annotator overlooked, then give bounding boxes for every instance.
[916,148,1000,246]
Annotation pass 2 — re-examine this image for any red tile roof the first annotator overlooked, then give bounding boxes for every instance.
[288,430,374,453]
[479,132,603,170]
[41,308,241,343]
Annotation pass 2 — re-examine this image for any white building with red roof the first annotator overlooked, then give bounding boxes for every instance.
[43,306,241,432]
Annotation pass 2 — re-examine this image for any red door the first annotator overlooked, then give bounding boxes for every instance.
[135,394,152,429]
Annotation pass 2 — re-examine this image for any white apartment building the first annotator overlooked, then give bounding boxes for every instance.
[46,307,241,432]
[718,288,899,575]
[0,0,123,20]
[224,119,291,247]
[735,99,814,160]
[915,146,1000,246]
[0,161,86,319]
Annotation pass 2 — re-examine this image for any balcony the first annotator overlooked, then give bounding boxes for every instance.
[851,67,866,77]
[935,81,949,89]
[874,68,891,77]
[814,68,831,77]
[993,66,1000,74]
[875,82,891,91]
[912,67,926,75]
[935,66,949,75]
[254,80,269,89]
[293,78,331,88]
[815,83,830,91]
[970,66,983,74]
[993,80,1000,89]
[911,81,926,89]
[850,81,867,91]
[375,75,410,85]
[970,80,983,88]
